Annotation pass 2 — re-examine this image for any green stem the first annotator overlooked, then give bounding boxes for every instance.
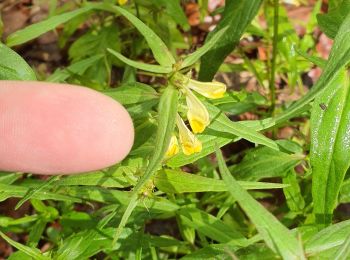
[269,0,279,114]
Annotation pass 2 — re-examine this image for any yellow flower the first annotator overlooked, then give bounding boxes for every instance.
[282,0,301,6]
[188,79,226,99]
[185,88,210,134]
[176,114,202,155]
[165,135,179,157]
[118,0,128,5]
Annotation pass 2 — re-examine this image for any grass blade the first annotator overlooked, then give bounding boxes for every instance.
[15,176,60,210]
[180,27,228,69]
[216,148,305,259]
[334,234,350,260]
[92,3,175,67]
[154,169,287,193]
[6,6,93,47]
[305,220,350,257]
[0,231,49,260]
[206,102,279,150]
[199,0,262,80]
[107,49,172,74]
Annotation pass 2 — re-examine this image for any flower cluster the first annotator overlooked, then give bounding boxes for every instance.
[166,73,226,157]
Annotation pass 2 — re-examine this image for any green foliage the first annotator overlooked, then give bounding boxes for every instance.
[0,43,36,80]
[317,0,350,38]
[311,70,350,225]
[0,1,349,259]
[216,149,305,259]
[199,0,262,81]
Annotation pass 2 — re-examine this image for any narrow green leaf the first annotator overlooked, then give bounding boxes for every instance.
[205,102,279,150]
[317,0,350,38]
[112,194,138,245]
[340,178,350,203]
[311,70,350,225]
[179,207,248,245]
[56,170,129,188]
[47,55,103,82]
[296,48,326,68]
[103,82,158,105]
[113,85,178,244]
[282,170,305,212]
[0,183,81,203]
[6,6,93,47]
[305,220,350,257]
[216,149,305,259]
[152,0,189,29]
[154,169,288,193]
[232,146,303,181]
[15,176,60,210]
[107,49,172,74]
[132,85,178,193]
[0,231,49,260]
[92,3,175,66]
[0,172,21,185]
[63,186,178,212]
[334,234,350,260]
[180,27,228,69]
[27,219,47,247]
[0,43,36,80]
[199,0,262,80]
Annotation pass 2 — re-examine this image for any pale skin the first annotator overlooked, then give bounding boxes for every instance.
[0,81,134,175]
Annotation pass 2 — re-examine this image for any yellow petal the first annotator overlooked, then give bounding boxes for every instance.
[282,0,300,6]
[182,140,202,155]
[118,0,128,5]
[186,90,210,134]
[165,135,179,157]
[188,79,226,99]
[176,114,202,155]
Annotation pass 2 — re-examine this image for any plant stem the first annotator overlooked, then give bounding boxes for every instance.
[269,0,279,114]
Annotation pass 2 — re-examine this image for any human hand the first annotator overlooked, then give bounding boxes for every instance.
[0,81,134,175]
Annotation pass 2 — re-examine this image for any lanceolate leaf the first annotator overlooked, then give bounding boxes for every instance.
[0,183,81,203]
[199,0,262,81]
[0,43,36,80]
[311,70,350,225]
[154,169,287,193]
[340,178,350,203]
[216,149,305,259]
[334,234,350,260]
[6,6,93,47]
[305,220,350,257]
[232,146,303,181]
[178,207,248,245]
[0,231,49,260]
[180,27,228,69]
[152,0,189,30]
[317,0,350,39]
[283,170,305,212]
[93,3,175,67]
[107,49,172,74]
[103,82,158,105]
[205,102,279,150]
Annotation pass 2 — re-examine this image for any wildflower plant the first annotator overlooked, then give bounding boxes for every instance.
[1,0,350,259]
